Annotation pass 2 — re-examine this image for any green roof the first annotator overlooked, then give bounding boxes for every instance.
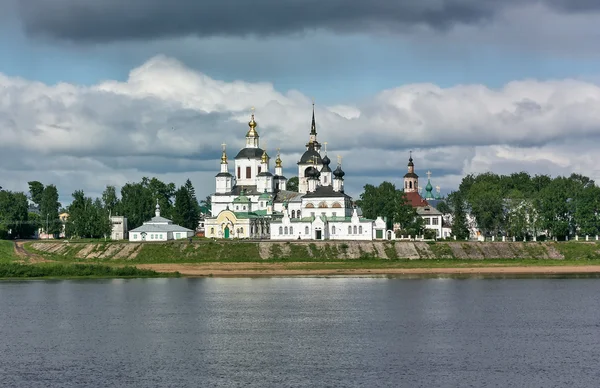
[233,195,251,204]
[258,190,271,200]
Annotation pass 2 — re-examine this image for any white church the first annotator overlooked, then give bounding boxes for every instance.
[204,106,387,240]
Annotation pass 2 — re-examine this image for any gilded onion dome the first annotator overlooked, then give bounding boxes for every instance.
[275,150,282,167]
[261,149,269,163]
[246,112,259,138]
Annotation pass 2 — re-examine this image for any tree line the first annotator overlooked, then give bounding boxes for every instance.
[445,172,600,240]
[0,177,207,240]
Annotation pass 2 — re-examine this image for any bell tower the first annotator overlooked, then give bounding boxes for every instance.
[403,151,419,193]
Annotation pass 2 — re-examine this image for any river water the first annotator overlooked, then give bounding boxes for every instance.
[1,277,599,387]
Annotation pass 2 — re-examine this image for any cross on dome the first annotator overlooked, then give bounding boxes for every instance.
[426,170,432,179]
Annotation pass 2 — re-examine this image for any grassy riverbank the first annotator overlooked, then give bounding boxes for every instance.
[0,262,178,279]
[4,239,600,277]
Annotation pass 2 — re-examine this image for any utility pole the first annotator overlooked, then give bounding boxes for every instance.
[46,214,49,240]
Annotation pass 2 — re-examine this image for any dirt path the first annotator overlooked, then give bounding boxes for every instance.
[136,263,600,277]
[13,241,52,263]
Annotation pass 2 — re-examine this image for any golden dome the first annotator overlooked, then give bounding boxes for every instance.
[246,113,259,138]
[220,143,228,164]
[261,149,269,163]
[275,150,282,167]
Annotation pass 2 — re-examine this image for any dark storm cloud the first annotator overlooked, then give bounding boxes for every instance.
[13,0,572,43]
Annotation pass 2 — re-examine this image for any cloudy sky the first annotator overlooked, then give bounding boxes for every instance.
[2,0,600,204]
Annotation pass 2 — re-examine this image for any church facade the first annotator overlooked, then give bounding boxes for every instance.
[204,106,386,240]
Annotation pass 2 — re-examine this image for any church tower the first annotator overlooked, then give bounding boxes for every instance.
[256,148,274,193]
[298,102,323,194]
[403,152,419,193]
[320,142,333,186]
[274,149,287,191]
[234,108,265,187]
[424,171,434,200]
[332,155,345,192]
[215,143,234,194]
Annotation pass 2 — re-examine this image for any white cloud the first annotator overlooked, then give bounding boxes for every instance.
[1,55,600,204]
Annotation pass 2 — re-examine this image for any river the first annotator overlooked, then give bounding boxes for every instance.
[1,277,599,387]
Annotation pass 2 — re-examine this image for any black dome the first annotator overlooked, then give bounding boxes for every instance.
[322,155,331,166]
[235,147,264,159]
[299,148,322,164]
[333,165,345,178]
[307,166,320,179]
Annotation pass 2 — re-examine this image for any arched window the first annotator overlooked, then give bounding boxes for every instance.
[348,226,352,234]
[279,226,283,234]
[359,226,363,234]
[305,203,315,208]
[210,228,214,234]
[332,226,336,235]
[289,227,293,235]
[261,202,264,207]
[236,206,239,210]
[291,210,296,218]
[318,202,328,208]
[332,202,342,208]
[353,226,357,234]
[297,211,301,218]
[305,226,309,235]
[284,226,288,234]
[240,227,244,234]
[409,181,413,189]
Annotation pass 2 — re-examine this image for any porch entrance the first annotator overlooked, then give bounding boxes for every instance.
[224,226,230,239]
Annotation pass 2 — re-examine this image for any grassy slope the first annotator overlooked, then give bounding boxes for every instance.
[0,240,16,263]
[0,262,178,279]
[22,240,600,268]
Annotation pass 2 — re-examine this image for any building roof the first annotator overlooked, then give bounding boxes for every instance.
[404,191,429,207]
[215,172,232,177]
[416,205,442,216]
[130,222,193,233]
[302,185,351,199]
[274,190,304,203]
[235,147,264,159]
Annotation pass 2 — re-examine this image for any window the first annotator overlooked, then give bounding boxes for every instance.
[353,226,357,234]
[176,233,180,239]
[240,227,244,234]
[332,226,336,235]
[236,206,239,211]
[258,166,262,173]
[261,202,264,207]
[305,226,309,235]
[311,212,315,217]
[291,210,296,218]
[409,181,413,189]
[210,228,214,234]
[348,226,352,234]
[432,218,439,225]
[284,226,288,234]
[324,176,327,184]
[237,166,241,179]
[405,181,408,189]
[425,217,431,225]
[332,212,337,217]
[297,211,301,218]
[359,226,363,234]
[279,226,283,234]
[246,166,251,178]
[243,206,246,211]
[289,227,293,234]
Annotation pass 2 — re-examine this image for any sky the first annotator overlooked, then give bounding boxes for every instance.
[2,0,600,205]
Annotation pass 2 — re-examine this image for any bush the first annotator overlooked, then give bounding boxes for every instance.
[0,263,176,278]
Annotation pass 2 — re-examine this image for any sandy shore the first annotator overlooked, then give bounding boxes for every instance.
[136,263,600,277]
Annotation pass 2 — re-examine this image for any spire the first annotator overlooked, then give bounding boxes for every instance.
[155,199,160,217]
[408,150,414,167]
[221,142,228,164]
[310,99,317,136]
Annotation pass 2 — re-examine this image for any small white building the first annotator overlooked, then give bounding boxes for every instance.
[128,202,195,242]
[416,205,443,238]
[110,216,128,240]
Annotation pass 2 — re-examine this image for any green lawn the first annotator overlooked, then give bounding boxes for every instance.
[0,262,179,279]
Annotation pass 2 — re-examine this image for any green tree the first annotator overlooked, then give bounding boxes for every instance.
[448,191,470,240]
[119,182,154,229]
[505,190,529,238]
[147,177,176,219]
[287,177,299,192]
[537,177,571,239]
[0,190,31,239]
[172,184,200,231]
[65,191,111,238]
[40,184,61,236]
[28,181,45,206]
[102,185,120,215]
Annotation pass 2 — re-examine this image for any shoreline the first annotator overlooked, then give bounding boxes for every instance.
[135,263,600,277]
